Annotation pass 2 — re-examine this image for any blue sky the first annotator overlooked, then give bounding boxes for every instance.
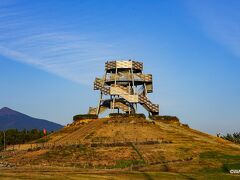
[0,0,239,134]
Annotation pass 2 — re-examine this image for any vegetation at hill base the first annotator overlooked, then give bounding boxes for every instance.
[0,129,50,149]
[222,132,240,144]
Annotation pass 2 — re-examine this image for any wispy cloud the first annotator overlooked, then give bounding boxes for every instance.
[186,0,240,58]
[0,1,116,85]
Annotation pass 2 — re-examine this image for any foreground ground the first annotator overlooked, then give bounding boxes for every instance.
[0,167,240,180]
[0,117,240,179]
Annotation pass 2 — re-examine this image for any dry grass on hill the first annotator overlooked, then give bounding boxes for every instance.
[0,117,240,178]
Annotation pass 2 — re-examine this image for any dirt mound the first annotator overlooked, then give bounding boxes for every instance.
[1,117,240,173]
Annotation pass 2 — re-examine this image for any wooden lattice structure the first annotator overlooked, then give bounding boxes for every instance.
[89,60,159,116]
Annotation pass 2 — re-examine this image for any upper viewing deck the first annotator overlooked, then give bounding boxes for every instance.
[105,60,143,72]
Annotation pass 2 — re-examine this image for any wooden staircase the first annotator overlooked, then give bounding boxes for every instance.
[94,78,159,115]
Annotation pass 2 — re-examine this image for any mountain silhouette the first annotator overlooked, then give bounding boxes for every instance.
[0,107,63,131]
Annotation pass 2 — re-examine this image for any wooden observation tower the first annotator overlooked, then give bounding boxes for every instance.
[89,60,159,116]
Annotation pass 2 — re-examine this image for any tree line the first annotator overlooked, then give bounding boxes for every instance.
[0,129,49,148]
[221,132,240,144]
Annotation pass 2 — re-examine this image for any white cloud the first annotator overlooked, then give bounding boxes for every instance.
[0,3,115,85]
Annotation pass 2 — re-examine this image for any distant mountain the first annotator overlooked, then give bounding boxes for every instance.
[0,107,63,131]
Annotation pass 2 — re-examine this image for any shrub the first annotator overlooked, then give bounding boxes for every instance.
[182,124,189,128]
[109,113,146,119]
[149,115,179,122]
[114,159,145,168]
[73,114,98,122]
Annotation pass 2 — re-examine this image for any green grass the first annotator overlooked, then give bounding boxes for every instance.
[35,137,50,143]
[199,151,240,175]
[130,143,146,164]
[200,151,240,160]
[223,163,240,172]
[114,159,145,168]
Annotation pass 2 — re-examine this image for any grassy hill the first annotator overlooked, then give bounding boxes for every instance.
[0,117,240,179]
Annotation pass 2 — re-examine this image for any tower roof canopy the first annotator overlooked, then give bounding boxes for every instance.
[105,60,143,72]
